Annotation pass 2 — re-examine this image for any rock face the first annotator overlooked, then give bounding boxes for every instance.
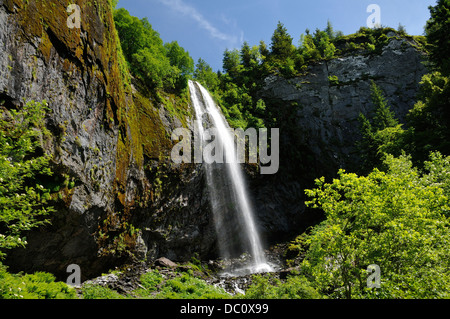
[0,1,428,281]
[0,0,217,280]
[0,0,126,279]
[252,35,428,243]
[260,35,427,176]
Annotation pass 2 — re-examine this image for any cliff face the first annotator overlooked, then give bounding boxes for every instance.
[0,0,429,280]
[252,34,428,243]
[1,0,128,279]
[260,34,427,175]
[0,0,217,280]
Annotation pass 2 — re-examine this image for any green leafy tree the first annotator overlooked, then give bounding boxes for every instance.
[114,8,148,62]
[0,101,54,260]
[303,154,450,299]
[165,41,194,78]
[164,41,194,90]
[114,8,184,92]
[370,81,399,130]
[397,2,450,163]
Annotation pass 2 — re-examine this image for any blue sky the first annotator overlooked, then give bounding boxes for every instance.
[116,0,437,71]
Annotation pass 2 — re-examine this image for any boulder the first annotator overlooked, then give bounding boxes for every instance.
[154,257,178,268]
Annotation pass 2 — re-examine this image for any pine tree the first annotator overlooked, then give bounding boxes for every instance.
[358,81,401,172]
[259,40,270,59]
[194,58,219,90]
[270,21,294,60]
[222,49,241,79]
[325,20,335,40]
[425,0,450,75]
[370,81,399,130]
[240,41,252,69]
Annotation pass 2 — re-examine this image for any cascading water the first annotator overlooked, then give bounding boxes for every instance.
[188,80,273,275]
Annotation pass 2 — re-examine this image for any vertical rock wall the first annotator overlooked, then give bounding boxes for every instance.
[253,35,428,243]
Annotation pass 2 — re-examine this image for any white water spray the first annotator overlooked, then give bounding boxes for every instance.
[188,80,273,275]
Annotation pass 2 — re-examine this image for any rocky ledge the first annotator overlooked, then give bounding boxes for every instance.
[79,244,294,297]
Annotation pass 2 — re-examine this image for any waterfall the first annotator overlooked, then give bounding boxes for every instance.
[188,80,273,275]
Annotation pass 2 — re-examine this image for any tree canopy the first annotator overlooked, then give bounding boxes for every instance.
[303,153,450,299]
[113,8,194,93]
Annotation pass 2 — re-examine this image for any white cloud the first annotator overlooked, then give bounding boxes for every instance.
[158,0,238,44]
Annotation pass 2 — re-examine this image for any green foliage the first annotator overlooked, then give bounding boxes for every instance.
[213,21,344,131]
[114,8,194,93]
[80,269,230,300]
[0,266,77,299]
[145,271,229,299]
[139,269,164,293]
[82,284,125,299]
[108,0,119,9]
[164,41,195,91]
[303,154,450,299]
[299,34,321,61]
[242,274,323,299]
[406,71,450,162]
[223,49,241,80]
[334,27,397,56]
[397,23,407,36]
[370,81,399,130]
[0,100,54,260]
[312,29,336,60]
[357,81,403,172]
[425,0,450,75]
[193,58,219,91]
[325,20,336,40]
[328,75,339,85]
[270,21,295,62]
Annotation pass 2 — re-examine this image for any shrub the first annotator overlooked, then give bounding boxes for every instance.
[0,100,54,260]
[0,266,77,299]
[155,272,230,299]
[242,274,323,299]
